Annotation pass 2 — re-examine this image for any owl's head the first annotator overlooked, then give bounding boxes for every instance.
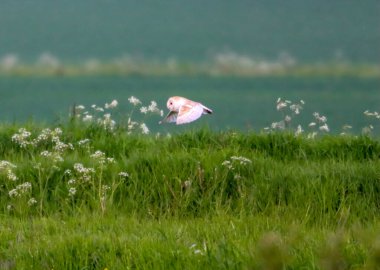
[167,97,182,111]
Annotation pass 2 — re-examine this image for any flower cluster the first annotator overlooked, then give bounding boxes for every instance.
[222,156,252,170]
[364,110,380,119]
[90,150,115,165]
[73,97,162,135]
[6,125,133,215]
[128,96,141,106]
[118,171,129,178]
[362,110,379,135]
[8,182,32,198]
[0,160,18,181]
[12,127,74,152]
[11,128,32,148]
[265,98,335,138]
[267,98,305,136]
[307,112,330,138]
[66,163,96,197]
[139,101,164,116]
[73,100,118,131]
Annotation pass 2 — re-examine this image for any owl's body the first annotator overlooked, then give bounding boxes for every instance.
[160,96,212,125]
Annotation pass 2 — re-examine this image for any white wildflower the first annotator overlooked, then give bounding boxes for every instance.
[68,187,77,197]
[94,106,104,112]
[118,172,129,178]
[90,150,105,160]
[222,160,232,168]
[9,182,32,197]
[105,99,118,109]
[276,101,287,111]
[148,101,159,113]
[0,160,17,170]
[40,150,51,157]
[78,139,90,146]
[18,182,32,193]
[308,122,317,127]
[271,121,285,130]
[83,114,93,122]
[290,103,302,114]
[106,157,115,164]
[7,171,18,181]
[284,115,292,122]
[319,123,330,132]
[140,106,148,114]
[73,163,95,180]
[127,118,138,132]
[9,189,19,198]
[12,128,32,148]
[28,198,37,206]
[75,105,85,111]
[295,125,304,136]
[140,123,150,134]
[98,113,116,130]
[307,132,318,139]
[231,156,252,165]
[53,127,62,135]
[313,112,327,123]
[128,96,141,106]
[68,179,76,185]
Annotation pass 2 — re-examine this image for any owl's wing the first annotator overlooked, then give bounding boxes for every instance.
[159,111,178,124]
[176,103,204,125]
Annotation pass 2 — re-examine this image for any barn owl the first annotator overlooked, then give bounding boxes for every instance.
[160,96,213,125]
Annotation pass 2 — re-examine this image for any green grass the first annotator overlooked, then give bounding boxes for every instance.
[0,123,379,269]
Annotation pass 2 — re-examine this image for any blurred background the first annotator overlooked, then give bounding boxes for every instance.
[0,0,379,133]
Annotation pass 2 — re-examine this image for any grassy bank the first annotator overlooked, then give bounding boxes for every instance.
[0,123,379,269]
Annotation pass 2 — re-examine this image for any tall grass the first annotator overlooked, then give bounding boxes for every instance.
[0,120,379,268]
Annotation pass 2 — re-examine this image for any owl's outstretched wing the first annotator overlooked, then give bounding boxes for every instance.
[159,111,178,124]
[176,103,204,125]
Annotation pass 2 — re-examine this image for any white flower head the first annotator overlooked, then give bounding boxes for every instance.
[68,187,77,197]
[276,101,287,111]
[319,123,330,132]
[83,114,93,122]
[295,125,304,136]
[118,171,129,178]
[128,96,141,106]
[28,198,37,206]
[105,99,118,109]
[75,105,85,111]
[140,123,150,134]
[140,106,148,114]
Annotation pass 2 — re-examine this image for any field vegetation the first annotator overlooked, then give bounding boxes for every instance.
[0,97,379,269]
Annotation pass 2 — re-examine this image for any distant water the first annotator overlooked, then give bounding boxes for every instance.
[0,75,378,134]
[0,0,379,63]
[0,1,379,135]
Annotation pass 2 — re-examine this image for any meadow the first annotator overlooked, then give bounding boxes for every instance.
[0,97,379,269]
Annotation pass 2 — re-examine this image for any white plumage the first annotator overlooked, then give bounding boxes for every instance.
[160,96,213,125]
